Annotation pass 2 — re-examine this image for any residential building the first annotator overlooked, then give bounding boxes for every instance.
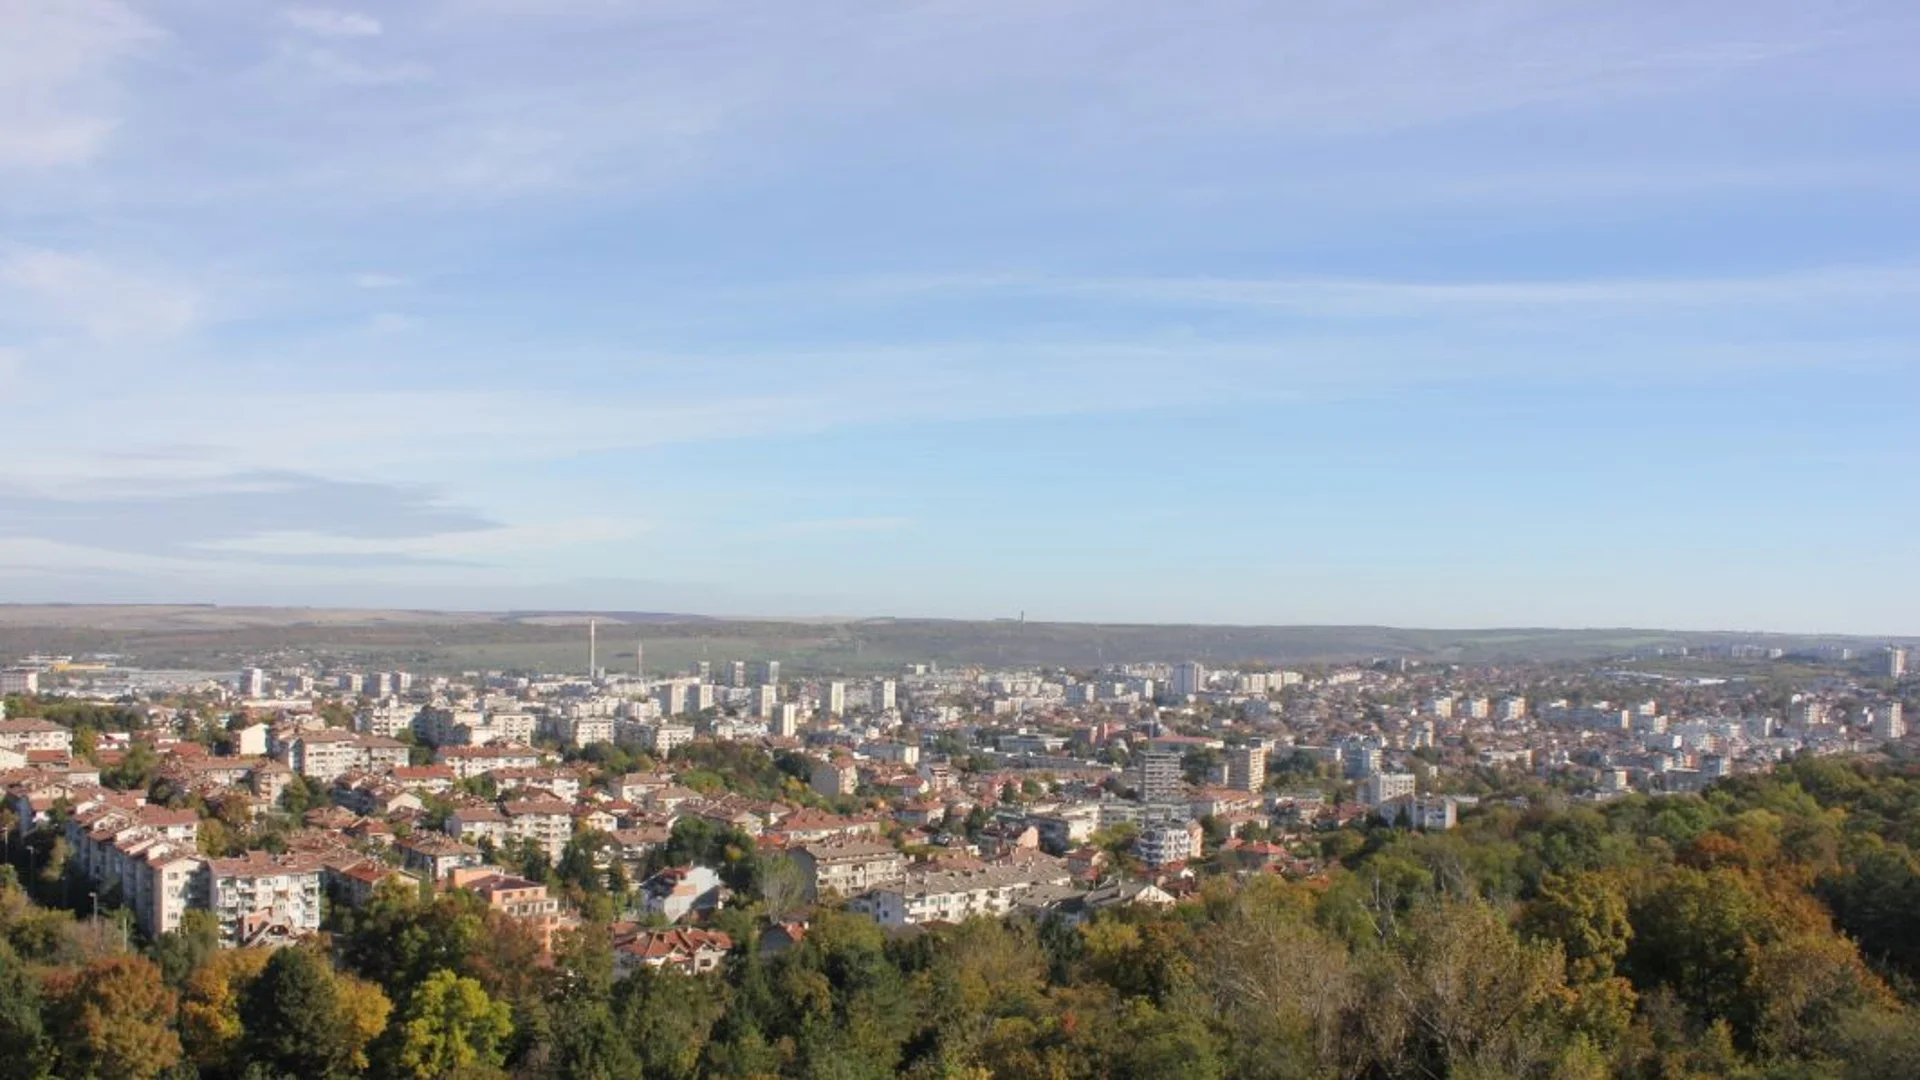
[435,744,545,779]
[1135,822,1203,867]
[398,834,483,881]
[0,718,73,755]
[644,724,696,756]
[205,852,327,947]
[1362,772,1418,806]
[1884,647,1910,680]
[1872,703,1907,741]
[792,838,906,900]
[614,928,734,977]
[277,729,360,781]
[450,868,570,953]
[857,860,1074,928]
[504,799,575,863]
[751,684,780,718]
[1169,662,1206,699]
[811,757,859,798]
[1225,744,1267,794]
[360,699,424,730]
[446,806,511,848]
[656,682,690,716]
[640,864,727,923]
[1380,795,1460,830]
[823,681,846,717]
[1136,748,1184,801]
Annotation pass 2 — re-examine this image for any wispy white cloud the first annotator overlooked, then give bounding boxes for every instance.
[285,7,382,38]
[0,249,201,341]
[0,0,152,169]
[769,517,913,536]
[192,517,647,562]
[291,47,430,87]
[366,311,419,333]
[1025,265,1920,317]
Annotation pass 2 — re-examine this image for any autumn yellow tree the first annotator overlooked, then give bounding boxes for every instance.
[42,955,182,1080]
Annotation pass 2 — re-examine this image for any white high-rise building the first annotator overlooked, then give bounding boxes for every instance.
[872,679,897,712]
[752,684,780,718]
[749,660,781,686]
[1137,748,1184,801]
[1169,662,1206,699]
[1872,703,1906,741]
[823,681,846,717]
[1225,744,1267,793]
[239,668,267,698]
[1884,647,1910,680]
[774,703,802,738]
[656,682,690,716]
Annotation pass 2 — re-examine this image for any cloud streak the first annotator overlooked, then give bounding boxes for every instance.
[0,249,201,340]
[0,471,497,565]
[0,0,152,169]
[285,8,383,38]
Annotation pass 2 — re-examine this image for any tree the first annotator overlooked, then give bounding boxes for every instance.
[152,907,223,987]
[179,947,273,1075]
[335,974,394,1073]
[756,852,808,920]
[239,946,360,1079]
[0,940,48,1080]
[42,954,182,1080]
[1367,899,1571,1079]
[103,743,159,792]
[1519,870,1631,984]
[1192,879,1353,1079]
[392,969,514,1080]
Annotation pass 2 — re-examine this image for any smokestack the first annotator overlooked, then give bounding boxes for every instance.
[589,618,597,676]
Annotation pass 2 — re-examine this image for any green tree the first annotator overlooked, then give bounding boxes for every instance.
[151,908,223,987]
[393,969,513,1080]
[239,947,356,1078]
[1519,870,1632,983]
[0,940,49,1080]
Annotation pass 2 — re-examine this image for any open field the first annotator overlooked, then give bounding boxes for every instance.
[0,606,1901,676]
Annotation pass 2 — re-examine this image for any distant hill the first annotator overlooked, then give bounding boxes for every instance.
[0,605,1898,675]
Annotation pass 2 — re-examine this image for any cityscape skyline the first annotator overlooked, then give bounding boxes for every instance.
[2,1,1918,632]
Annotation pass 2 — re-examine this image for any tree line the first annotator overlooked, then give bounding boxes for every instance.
[6,753,1920,1077]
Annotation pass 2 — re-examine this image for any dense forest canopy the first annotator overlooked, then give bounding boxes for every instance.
[7,754,1920,1078]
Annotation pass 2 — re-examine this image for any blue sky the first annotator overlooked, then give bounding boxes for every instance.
[1,0,1916,633]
